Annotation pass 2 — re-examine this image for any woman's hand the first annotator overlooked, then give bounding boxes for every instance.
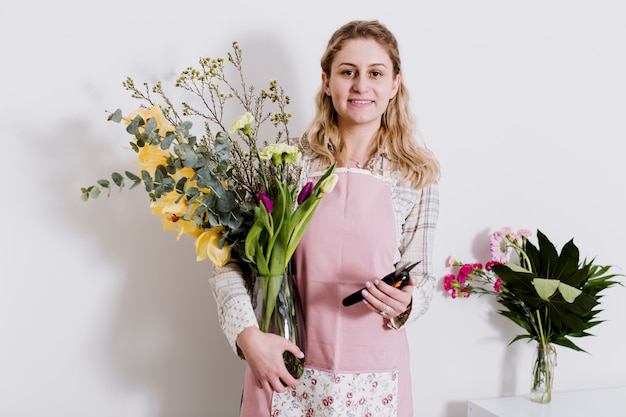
[236,326,304,392]
[360,276,415,319]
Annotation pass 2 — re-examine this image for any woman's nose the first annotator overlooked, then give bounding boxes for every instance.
[351,75,370,93]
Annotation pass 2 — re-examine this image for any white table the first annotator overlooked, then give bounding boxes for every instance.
[467,386,626,417]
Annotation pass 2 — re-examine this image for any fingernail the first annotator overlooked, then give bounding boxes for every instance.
[361,289,369,297]
[373,279,380,285]
[365,282,371,289]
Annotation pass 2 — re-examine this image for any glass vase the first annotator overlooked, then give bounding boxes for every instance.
[530,343,556,403]
[253,271,306,379]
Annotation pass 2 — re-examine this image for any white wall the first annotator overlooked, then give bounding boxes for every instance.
[1,1,625,416]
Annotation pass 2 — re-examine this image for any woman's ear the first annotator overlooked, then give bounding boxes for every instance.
[390,73,401,98]
[322,73,331,96]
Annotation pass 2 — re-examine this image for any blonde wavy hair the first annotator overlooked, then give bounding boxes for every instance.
[304,20,440,188]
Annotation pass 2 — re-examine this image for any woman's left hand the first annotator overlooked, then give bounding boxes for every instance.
[360,276,415,319]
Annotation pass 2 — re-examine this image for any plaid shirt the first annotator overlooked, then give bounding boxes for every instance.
[209,153,440,354]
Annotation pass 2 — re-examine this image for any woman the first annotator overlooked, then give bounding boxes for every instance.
[210,20,440,416]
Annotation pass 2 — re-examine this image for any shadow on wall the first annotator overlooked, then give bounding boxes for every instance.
[38,32,302,417]
[45,116,245,415]
[470,229,528,397]
[443,230,527,400]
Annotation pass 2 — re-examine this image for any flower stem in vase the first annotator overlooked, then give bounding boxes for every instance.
[530,343,556,403]
[255,272,306,379]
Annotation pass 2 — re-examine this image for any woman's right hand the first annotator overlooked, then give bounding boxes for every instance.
[236,326,304,392]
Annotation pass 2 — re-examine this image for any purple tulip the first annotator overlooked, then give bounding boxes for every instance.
[259,192,273,212]
[297,182,313,205]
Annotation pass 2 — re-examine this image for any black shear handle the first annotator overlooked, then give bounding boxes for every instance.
[341,261,421,307]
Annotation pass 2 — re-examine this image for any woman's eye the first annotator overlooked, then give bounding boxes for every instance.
[370,71,382,78]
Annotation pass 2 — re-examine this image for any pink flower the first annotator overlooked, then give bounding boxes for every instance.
[459,264,472,282]
[444,274,455,292]
[445,255,457,268]
[297,181,313,204]
[459,287,471,298]
[494,278,502,292]
[472,263,483,270]
[258,192,273,212]
[490,230,511,263]
[485,260,501,271]
[497,227,511,236]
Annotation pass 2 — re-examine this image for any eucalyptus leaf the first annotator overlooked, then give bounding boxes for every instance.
[126,115,144,135]
[108,109,123,123]
[144,117,157,134]
[88,187,100,199]
[196,168,225,198]
[97,179,110,188]
[174,143,198,167]
[161,131,175,149]
[125,171,142,188]
[112,172,124,187]
[141,170,153,191]
[216,190,237,212]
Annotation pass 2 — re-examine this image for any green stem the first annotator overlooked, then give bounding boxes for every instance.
[536,309,546,347]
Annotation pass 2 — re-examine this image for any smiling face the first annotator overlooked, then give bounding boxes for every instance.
[323,38,400,132]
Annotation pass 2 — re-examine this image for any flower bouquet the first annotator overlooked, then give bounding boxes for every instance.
[444,227,622,402]
[81,42,337,378]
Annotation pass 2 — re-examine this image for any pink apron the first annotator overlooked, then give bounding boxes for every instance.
[240,169,413,416]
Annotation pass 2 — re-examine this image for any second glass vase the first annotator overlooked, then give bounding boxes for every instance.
[529,342,556,403]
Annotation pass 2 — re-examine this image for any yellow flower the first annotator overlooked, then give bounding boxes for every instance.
[126,104,176,136]
[137,144,170,177]
[175,167,196,181]
[195,227,231,267]
[151,191,186,218]
[151,191,203,240]
[174,167,214,196]
[175,217,203,240]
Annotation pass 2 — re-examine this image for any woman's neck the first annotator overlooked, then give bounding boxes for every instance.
[337,125,379,168]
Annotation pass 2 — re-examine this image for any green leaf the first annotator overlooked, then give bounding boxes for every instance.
[533,278,559,300]
[144,117,158,135]
[216,190,237,212]
[111,172,124,187]
[558,282,583,303]
[174,143,198,167]
[215,131,232,159]
[161,131,175,149]
[196,168,225,197]
[507,263,530,273]
[125,171,142,188]
[108,109,123,123]
[141,170,153,191]
[97,179,110,188]
[245,207,265,261]
[126,115,144,135]
[89,186,101,199]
